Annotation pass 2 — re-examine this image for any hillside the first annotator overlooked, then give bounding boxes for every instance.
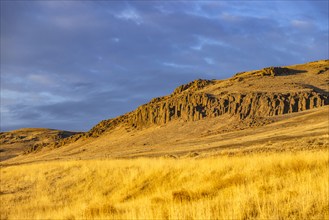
[82,60,329,139]
[1,60,329,220]
[1,60,328,164]
[0,128,80,161]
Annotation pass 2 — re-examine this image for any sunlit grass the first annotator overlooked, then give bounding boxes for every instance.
[1,150,328,219]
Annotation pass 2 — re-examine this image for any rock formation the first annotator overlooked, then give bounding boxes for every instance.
[35,60,329,148]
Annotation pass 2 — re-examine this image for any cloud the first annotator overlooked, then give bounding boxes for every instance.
[163,62,195,69]
[291,20,313,29]
[191,36,232,51]
[116,8,143,25]
[0,1,328,131]
[204,57,215,65]
[28,74,54,86]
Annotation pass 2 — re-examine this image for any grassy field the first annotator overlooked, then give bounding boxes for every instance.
[1,150,328,220]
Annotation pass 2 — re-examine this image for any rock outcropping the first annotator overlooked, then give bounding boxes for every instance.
[37,61,329,148]
[86,89,327,138]
[130,90,328,125]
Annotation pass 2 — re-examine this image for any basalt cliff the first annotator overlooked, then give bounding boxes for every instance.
[3,60,328,157]
[81,60,329,138]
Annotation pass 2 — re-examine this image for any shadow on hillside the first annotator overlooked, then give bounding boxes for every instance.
[302,84,329,95]
[285,69,307,75]
[259,67,307,77]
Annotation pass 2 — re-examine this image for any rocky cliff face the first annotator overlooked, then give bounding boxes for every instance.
[85,81,328,139]
[47,89,327,148]
[129,90,328,126]
[41,61,329,148]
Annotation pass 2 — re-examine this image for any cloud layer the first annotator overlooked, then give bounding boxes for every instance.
[1,1,328,131]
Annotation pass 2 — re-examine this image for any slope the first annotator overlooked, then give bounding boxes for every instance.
[0,128,81,161]
[2,60,328,164]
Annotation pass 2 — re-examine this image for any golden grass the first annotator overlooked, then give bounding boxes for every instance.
[1,150,328,220]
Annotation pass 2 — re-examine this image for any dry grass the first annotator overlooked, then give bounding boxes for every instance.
[5,105,326,164]
[1,150,328,219]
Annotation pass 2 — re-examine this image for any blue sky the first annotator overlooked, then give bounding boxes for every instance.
[1,0,328,131]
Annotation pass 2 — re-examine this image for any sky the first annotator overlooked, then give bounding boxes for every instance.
[1,0,328,132]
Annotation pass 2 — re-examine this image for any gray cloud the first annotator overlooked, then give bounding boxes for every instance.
[1,1,328,131]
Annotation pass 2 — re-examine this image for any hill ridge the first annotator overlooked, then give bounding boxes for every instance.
[19,60,329,150]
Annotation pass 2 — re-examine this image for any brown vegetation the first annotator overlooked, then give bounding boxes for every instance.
[1,150,328,219]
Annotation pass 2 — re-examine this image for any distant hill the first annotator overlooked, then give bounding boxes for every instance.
[0,128,80,161]
[1,60,328,163]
